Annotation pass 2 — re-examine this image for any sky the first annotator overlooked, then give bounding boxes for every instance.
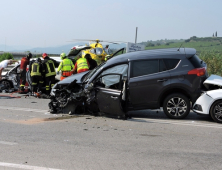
[0,0,221,48]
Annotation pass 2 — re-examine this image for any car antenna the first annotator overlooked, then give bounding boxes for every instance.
[177,43,183,51]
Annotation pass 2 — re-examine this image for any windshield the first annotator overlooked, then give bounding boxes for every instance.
[95,48,103,55]
[83,62,106,82]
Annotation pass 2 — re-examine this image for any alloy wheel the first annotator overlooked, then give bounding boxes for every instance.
[166,97,187,117]
[213,103,222,122]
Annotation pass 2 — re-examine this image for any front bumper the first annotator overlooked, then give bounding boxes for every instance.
[192,92,214,115]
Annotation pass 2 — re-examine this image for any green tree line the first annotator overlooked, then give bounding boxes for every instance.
[0,53,14,62]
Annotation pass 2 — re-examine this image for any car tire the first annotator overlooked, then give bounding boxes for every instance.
[210,100,222,123]
[0,80,12,89]
[163,93,190,119]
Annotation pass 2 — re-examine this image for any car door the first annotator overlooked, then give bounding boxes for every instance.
[95,74,125,118]
[94,64,128,118]
[128,59,171,109]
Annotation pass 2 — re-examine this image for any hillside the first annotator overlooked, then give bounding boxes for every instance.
[144,37,222,54]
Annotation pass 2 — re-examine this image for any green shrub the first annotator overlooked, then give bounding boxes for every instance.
[199,52,222,76]
[0,53,14,62]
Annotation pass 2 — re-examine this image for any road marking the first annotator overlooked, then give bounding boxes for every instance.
[132,118,222,129]
[0,106,48,113]
[0,141,17,145]
[0,162,62,170]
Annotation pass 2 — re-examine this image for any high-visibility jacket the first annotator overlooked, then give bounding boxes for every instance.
[30,62,42,77]
[42,58,56,77]
[76,58,89,73]
[57,58,74,72]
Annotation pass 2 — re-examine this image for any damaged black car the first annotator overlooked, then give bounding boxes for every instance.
[49,48,207,119]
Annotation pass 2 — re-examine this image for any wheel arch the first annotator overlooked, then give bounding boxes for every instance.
[159,87,191,107]
[209,98,222,114]
[0,79,13,88]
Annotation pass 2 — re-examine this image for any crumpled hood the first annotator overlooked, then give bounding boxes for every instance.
[57,71,89,85]
[204,75,222,88]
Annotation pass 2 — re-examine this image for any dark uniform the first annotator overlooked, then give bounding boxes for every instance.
[29,58,44,93]
[42,56,57,95]
[20,53,32,92]
[85,54,97,70]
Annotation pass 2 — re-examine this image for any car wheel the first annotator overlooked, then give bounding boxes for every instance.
[0,80,12,89]
[210,100,222,123]
[163,93,190,119]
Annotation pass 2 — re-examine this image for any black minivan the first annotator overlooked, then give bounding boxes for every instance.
[49,48,207,119]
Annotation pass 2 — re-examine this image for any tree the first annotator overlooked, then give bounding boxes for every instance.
[215,31,217,37]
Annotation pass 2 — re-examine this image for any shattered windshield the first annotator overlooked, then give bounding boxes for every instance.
[83,62,106,82]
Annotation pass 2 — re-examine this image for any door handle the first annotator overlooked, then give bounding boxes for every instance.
[111,96,118,100]
[157,79,168,82]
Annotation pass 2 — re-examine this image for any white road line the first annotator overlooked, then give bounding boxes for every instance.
[132,118,222,129]
[0,162,62,170]
[0,106,48,113]
[0,141,17,145]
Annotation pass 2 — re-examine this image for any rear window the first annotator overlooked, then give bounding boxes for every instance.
[188,55,204,68]
[163,59,180,70]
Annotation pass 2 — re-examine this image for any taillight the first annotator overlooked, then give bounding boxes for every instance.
[188,68,205,76]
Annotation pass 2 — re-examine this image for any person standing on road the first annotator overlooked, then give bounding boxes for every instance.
[73,56,90,74]
[57,53,74,80]
[85,54,97,70]
[0,59,14,80]
[42,53,57,95]
[29,58,44,94]
[19,53,32,92]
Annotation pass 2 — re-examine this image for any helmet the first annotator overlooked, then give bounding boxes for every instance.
[60,53,66,60]
[27,53,32,59]
[42,53,48,59]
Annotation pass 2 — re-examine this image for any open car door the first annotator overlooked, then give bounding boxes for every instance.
[95,73,126,118]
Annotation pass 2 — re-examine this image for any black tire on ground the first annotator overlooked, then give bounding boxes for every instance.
[0,80,12,89]
[210,100,222,123]
[163,93,190,119]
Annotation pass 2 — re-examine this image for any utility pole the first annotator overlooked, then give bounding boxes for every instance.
[135,27,138,44]
[5,37,6,52]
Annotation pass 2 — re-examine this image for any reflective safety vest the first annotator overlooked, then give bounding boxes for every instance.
[57,58,74,72]
[77,58,89,73]
[45,60,56,77]
[31,62,42,77]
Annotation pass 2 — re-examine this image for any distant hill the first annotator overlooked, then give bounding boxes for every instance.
[144,37,222,54]
[0,43,126,55]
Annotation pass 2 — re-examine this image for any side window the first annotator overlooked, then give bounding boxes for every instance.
[96,64,128,89]
[163,59,180,70]
[90,49,95,54]
[159,59,167,72]
[131,59,159,77]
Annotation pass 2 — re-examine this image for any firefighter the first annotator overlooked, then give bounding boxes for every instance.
[19,53,32,92]
[42,53,56,95]
[73,56,90,74]
[29,58,44,94]
[57,53,74,80]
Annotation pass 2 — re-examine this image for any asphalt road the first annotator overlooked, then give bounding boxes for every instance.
[0,94,221,170]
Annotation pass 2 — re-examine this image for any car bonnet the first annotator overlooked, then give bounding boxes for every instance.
[57,71,89,85]
[203,75,222,87]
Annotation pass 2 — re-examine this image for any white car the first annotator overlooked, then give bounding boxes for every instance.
[193,75,222,123]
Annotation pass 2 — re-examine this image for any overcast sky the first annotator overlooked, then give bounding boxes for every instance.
[0,0,221,48]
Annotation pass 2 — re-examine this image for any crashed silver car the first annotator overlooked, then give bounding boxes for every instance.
[0,64,22,92]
